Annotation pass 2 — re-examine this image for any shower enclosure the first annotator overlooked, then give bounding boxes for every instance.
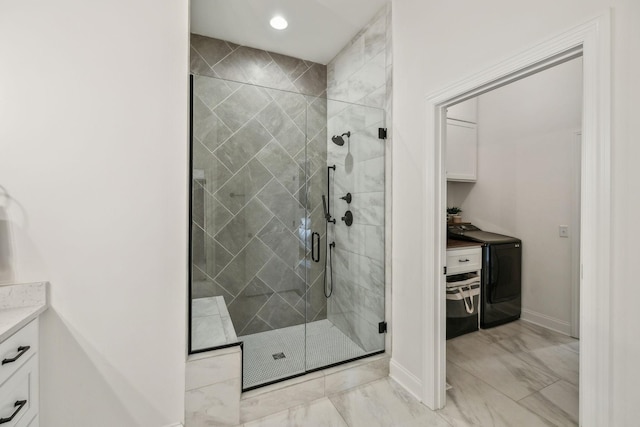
[189,72,386,390]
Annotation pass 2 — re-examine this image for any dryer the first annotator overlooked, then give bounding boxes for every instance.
[448,224,522,328]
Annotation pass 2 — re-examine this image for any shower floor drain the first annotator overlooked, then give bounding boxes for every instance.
[272,352,286,360]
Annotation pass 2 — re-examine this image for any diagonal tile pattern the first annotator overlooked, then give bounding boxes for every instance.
[215,238,273,298]
[256,293,305,330]
[191,33,327,98]
[214,198,273,255]
[256,101,307,158]
[257,217,303,267]
[255,140,305,195]
[192,95,232,146]
[191,34,234,69]
[212,45,273,84]
[257,256,306,301]
[226,277,274,335]
[258,179,306,233]
[190,33,329,345]
[214,119,272,173]
[214,159,272,215]
[269,51,311,82]
[213,84,272,133]
[192,140,233,195]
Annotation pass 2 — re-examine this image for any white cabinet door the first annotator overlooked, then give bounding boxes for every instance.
[446,119,477,182]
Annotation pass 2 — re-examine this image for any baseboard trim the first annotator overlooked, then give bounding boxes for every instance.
[521,308,571,336]
[389,359,422,401]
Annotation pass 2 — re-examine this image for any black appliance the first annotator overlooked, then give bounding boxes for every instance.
[448,224,522,328]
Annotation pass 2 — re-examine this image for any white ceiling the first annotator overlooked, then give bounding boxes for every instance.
[190,0,389,65]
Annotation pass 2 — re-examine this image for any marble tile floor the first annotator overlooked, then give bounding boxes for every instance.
[443,320,579,426]
[238,320,578,426]
[241,319,372,389]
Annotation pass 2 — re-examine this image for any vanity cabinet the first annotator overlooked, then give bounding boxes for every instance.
[0,320,39,427]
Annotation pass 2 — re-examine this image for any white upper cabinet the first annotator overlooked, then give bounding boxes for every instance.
[447,98,477,123]
[446,119,477,182]
[447,98,478,182]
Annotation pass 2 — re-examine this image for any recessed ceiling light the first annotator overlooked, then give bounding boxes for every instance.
[270,15,288,30]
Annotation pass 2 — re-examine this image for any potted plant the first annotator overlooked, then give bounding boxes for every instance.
[447,207,463,223]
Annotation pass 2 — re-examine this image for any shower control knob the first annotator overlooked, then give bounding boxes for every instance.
[341,210,354,227]
[340,193,352,204]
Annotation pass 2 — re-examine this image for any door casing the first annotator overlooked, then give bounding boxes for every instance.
[421,11,612,426]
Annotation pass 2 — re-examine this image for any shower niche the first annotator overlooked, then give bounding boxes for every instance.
[189,35,387,390]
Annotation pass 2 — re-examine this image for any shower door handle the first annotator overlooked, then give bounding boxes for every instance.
[311,232,320,262]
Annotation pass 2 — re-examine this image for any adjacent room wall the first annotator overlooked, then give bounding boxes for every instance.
[325,4,391,352]
[0,1,189,426]
[393,0,640,422]
[189,35,329,339]
[447,58,583,334]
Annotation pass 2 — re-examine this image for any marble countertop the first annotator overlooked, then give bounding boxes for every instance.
[0,282,48,343]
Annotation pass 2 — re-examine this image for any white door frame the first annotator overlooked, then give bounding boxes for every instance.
[422,11,611,426]
[571,130,582,339]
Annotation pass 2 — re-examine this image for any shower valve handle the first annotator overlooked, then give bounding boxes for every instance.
[340,193,352,204]
[341,210,354,227]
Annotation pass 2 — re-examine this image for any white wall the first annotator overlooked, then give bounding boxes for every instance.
[448,58,582,333]
[0,1,189,426]
[392,0,640,423]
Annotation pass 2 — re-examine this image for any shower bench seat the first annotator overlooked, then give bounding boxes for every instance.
[191,296,238,350]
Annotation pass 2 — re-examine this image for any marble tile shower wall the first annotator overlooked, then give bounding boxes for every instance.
[326,5,391,352]
[190,34,328,338]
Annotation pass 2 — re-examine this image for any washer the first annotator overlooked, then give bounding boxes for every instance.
[448,224,522,328]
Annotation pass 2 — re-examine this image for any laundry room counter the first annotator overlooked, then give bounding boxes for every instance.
[447,239,483,249]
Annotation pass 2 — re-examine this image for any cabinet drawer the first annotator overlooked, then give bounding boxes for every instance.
[447,247,482,275]
[0,321,38,387]
[0,356,38,427]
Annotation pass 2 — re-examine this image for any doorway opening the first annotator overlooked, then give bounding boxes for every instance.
[443,57,582,425]
[422,12,612,425]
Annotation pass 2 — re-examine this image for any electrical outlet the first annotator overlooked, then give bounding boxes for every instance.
[559,225,569,238]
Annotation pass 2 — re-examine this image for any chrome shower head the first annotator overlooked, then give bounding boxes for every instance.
[331,131,351,146]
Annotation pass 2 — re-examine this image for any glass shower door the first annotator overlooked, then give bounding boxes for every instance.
[190,74,309,389]
[304,97,386,371]
[235,84,310,389]
[190,74,387,389]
